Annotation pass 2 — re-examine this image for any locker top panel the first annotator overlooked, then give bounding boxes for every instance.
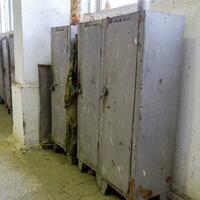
[79,19,101,28]
[51,26,68,33]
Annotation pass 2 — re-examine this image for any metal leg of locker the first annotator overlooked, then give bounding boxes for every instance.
[53,142,59,153]
[0,97,4,104]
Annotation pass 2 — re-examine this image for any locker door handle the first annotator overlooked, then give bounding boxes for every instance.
[50,82,57,91]
[100,86,108,100]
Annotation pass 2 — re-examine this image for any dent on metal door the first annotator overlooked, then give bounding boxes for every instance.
[78,21,102,170]
[51,27,68,149]
[100,14,139,194]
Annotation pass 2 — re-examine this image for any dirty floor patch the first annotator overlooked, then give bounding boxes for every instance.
[0,105,119,200]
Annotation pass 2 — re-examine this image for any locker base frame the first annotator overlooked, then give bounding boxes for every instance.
[78,159,91,173]
[6,105,11,114]
[52,142,59,153]
[78,159,170,199]
[67,154,78,165]
[99,178,170,200]
[0,97,4,104]
[53,139,78,165]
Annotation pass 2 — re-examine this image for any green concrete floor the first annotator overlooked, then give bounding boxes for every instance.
[0,105,119,200]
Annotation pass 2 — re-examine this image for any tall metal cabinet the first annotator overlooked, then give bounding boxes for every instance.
[78,11,184,200]
[51,25,77,151]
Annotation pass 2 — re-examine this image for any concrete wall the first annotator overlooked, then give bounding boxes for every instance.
[12,0,70,146]
[150,2,200,200]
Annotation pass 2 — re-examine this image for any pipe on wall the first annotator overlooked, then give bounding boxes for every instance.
[96,0,101,12]
[71,0,81,24]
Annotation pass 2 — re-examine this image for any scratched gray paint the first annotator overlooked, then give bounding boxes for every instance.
[77,20,102,171]
[2,37,12,111]
[99,13,139,195]
[0,38,5,102]
[51,25,77,151]
[77,11,184,200]
[132,11,185,198]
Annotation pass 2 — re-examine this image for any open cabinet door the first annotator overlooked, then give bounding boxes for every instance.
[51,27,69,150]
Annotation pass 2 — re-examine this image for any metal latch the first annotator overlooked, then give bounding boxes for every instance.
[50,82,57,91]
[100,86,108,100]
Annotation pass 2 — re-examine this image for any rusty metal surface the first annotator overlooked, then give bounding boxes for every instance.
[51,25,77,150]
[2,37,12,111]
[99,13,139,195]
[132,11,185,199]
[77,20,102,171]
[38,65,52,144]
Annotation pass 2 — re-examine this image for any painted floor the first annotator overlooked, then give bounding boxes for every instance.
[0,105,119,200]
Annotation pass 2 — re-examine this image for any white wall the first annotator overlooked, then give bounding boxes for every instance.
[12,0,70,146]
[0,0,13,33]
[150,1,200,200]
[22,0,70,84]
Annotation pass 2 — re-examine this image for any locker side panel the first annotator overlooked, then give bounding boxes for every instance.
[134,11,184,198]
[2,37,12,111]
[77,21,102,170]
[8,34,15,83]
[99,13,139,195]
[51,27,68,150]
[0,38,5,102]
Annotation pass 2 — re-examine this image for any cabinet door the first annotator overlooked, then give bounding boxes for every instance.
[51,27,68,150]
[78,21,102,170]
[100,13,139,195]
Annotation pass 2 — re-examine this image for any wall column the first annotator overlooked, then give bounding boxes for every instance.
[71,0,81,24]
[12,0,70,147]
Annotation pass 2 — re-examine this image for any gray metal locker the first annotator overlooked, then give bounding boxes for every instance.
[0,37,5,104]
[38,64,52,145]
[78,20,102,172]
[2,37,12,113]
[78,11,184,200]
[51,25,77,151]
[130,12,184,200]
